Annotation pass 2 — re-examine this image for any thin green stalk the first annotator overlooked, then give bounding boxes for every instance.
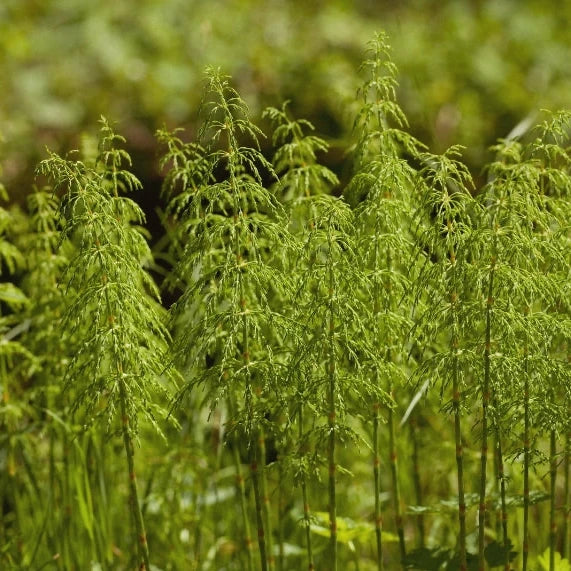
[445,200,468,568]
[239,243,268,570]
[479,257,495,571]
[410,414,425,549]
[299,404,314,570]
[118,378,150,571]
[62,430,74,568]
[564,427,570,561]
[492,434,501,538]
[327,237,337,571]
[388,383,405,564]
[372,226,383,571]
[230,423,254,570]
[373,400,383,570]
[251,441,268,571]
[550,429,557,571]
[277,458,285,571]
[523,348,530,571]
[259,428,274,570]
[494,423,509,570]
[90,434,112,566]
[452,338,467,571]
[385,250,405,565]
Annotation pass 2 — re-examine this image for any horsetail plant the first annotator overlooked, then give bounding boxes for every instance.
[287,192,384,570]
[475,110,571,569]
[412,146,479,570]
[37,118,174,570]
[17,188,78,567]
[346,32,426,568]
[264,101,340,570]
[523,111,571,569]
[0,31,570,569]
[165,68,296,571]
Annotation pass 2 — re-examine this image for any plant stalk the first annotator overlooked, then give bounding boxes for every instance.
[452,336,467,571]
[251,441,268,571]
[564,427,570,560]
[373,401,383,571]
[233,434,254,569]
[550,429,557,571]
[229,396,254,571]
[494,423,509,570]
[327,241,337,571]
[523,349,530,571]
[118,378,150,571]
[260,427,274,570]
[388,383,406,565]
[479,257,495,570]
[299,404,314,570]
[410,414,425,549]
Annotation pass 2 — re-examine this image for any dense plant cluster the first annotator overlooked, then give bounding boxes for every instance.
[0,34,569,571]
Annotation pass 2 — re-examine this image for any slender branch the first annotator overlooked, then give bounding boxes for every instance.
[479,256,495,570]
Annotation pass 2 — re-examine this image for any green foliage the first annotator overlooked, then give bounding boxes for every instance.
[0,31,569,571]
[537,549,571,571]
[37,118,173,436]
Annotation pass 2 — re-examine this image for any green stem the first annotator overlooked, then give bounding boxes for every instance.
[479,257,495,571]
[388,386,406,565]
[564,427,570,561]
[231,425,254,570]
[410,414,425,549]
[386,252,405,565]
[550,429,557,571]
[449,230,466,570]
[452,335,467,570]
[62,429,74,568]
[373,401,383,570]
[523,353,530,571]
[251,441,268,571]
[299,404,314,570]
[259,428,274,570]
[492,434,501,538]
[277,458,285,571]
[118,379,150,571]
[372,218,384,570]
[234,190,259,570]
[494,423,509,570]
[327,242,337,571]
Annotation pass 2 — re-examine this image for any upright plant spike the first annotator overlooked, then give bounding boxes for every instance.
[526,111,571,569]
[565,415,571,561]
[264,102,339,202]
[476,112,571,569]
[264,101,340,571]
[18,188,83,567]
[413,146,478,571]
[288,193,382,571]
[347,32,426,569]
[156,127,210,270]
[166,68,296,571]
[37,118,174,570]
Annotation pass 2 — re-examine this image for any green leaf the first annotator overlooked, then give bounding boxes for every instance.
[484,539,517,567]
[403,547,453,570]
[309,511,398,544]
[0,283,28,308]
[537,549,571,571]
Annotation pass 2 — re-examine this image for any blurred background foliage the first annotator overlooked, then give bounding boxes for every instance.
[1,0,570,206]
